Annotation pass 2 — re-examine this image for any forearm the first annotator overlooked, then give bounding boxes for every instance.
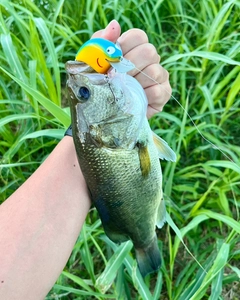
[0,137,91,300]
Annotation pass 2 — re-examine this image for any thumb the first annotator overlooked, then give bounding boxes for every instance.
[91,20,121,43]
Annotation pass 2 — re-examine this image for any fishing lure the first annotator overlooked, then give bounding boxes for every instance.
[75,38,135,74]
[75,37,240,172]
[72,37,240,279]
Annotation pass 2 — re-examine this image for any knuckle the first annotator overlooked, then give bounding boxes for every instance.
[164,68,170,80]
[146,81,172,107]
[131,29,149,44]
[162,82,172,104]
[144,64,169,84]
[151,84,162,100]
[145,43,158,62]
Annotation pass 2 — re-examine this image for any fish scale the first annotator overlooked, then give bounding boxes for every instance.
[76,135,161,248]
[66,61,176,277]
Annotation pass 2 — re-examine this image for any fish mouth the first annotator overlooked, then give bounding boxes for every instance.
[97,58,103,68]
[66,61,106,85]
[66,61,95,74]
[106,57,122,63]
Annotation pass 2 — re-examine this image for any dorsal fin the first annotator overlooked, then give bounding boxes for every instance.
[152,132,177,162]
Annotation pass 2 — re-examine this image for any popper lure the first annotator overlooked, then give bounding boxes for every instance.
[69,37,240,279]
[75,38,135,74]
[75,37,240,173]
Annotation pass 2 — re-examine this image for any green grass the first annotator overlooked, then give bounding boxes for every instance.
[1,0,240,299]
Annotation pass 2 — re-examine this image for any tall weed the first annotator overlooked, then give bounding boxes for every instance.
[0,0,239,299]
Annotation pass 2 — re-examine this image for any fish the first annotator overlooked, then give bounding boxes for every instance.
[66,61,176,277]
[75,38,122,74]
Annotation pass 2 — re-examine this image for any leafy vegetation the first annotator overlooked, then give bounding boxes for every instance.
[0,0,240,299]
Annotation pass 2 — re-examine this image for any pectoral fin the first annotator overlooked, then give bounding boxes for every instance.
[152,132,177,162]
[137,142,151,177]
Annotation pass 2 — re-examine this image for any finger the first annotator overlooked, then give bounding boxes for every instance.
[117,29,148,55]
[124,44,160,77]
[147,105,161,119]
[133,64,169,89]
[91,20,121,43]
[145,80,172,119]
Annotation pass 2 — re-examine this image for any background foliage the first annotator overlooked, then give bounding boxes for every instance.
[0,0,240,299]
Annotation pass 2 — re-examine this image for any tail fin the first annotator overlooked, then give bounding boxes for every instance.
[135,235,161,277]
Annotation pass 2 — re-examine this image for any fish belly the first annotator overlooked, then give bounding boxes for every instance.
[74,135,162,249]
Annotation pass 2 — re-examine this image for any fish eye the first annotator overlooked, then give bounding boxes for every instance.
[78,86,90,100]
[106,46,116,55]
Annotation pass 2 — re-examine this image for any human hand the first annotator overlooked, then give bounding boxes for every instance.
[92,20,172,119]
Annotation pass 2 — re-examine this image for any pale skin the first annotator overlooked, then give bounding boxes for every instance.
[0,20,171,300]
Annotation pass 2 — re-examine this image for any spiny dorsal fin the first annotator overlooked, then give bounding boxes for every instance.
[138,142,151,177]
[152,132,177,162]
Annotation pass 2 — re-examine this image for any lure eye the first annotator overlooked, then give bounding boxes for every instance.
[106,46,116,55]
[78,86,90,100]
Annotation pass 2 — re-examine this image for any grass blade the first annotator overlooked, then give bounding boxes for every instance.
[53,283,115,298]
[190,243,229,300]
[102,236,154,300]
[225,71,240,111]
[166,213,206,272]
[0,66,70,127]
[164,51,240,66]
[95,240,133,294]
[1,34,28,83]
[34,17,61,105]
[209,268,223,300]
[153,270,163,300]
[19,129,64,141]
[61,271,94,293]
[0,113,37,127]
[196,210,240,234]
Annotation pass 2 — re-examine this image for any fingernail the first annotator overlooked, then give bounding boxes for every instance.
[101,20,118,36]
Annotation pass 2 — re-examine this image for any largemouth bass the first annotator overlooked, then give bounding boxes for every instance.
[66,61,176,277]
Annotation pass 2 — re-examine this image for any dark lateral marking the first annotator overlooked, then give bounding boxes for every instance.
[1,280,4,283]
[137,142,151,177]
